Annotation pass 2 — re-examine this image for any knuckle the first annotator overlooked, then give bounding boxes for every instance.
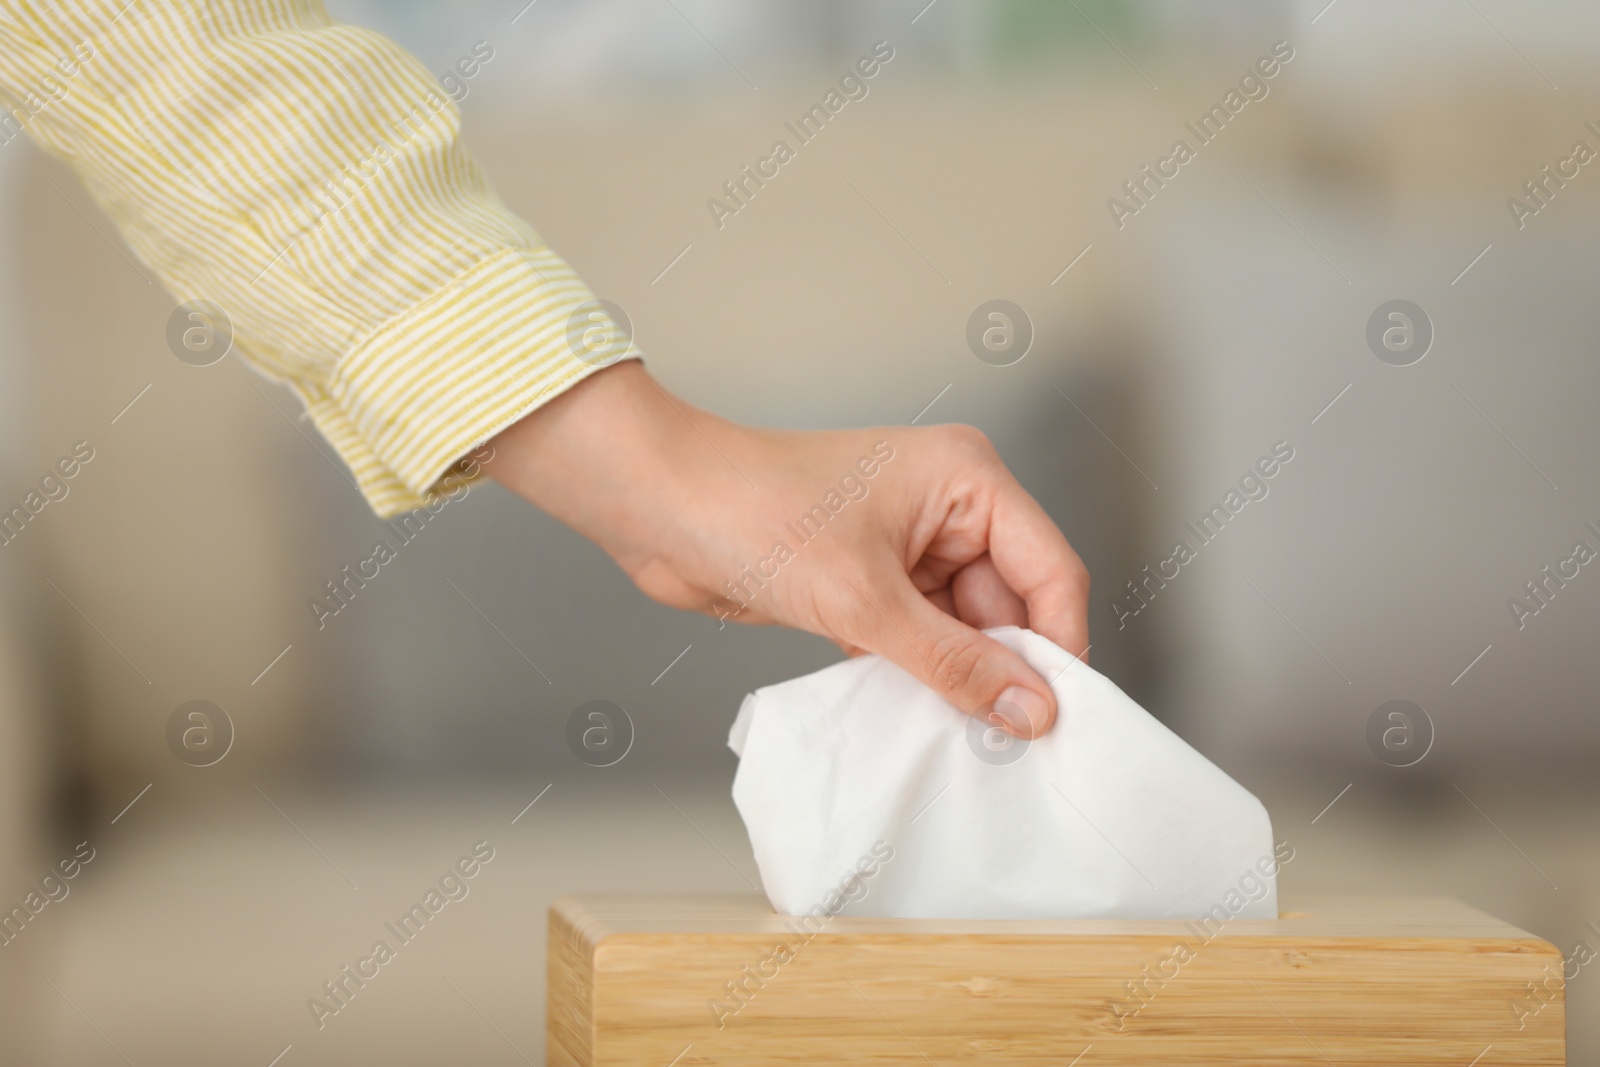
[943,423,994,457]
[925,629,985,697]
[1067,557,1091,598]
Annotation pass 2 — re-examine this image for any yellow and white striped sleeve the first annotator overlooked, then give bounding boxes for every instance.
[0,0,640,516]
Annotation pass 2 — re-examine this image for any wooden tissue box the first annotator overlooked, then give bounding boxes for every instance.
[548,894,1564,1066]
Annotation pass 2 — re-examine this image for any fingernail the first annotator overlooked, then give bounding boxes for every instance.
[994,685,1051,739]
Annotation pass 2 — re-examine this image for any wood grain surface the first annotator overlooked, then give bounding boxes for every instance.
[548,894,1564,1066]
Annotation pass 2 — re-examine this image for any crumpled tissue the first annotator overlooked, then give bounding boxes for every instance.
[729,626,1278,920]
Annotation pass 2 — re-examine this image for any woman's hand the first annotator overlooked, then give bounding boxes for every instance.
[482,361,1089,737]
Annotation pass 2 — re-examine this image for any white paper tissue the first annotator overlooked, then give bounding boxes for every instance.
[729,626,1279,920]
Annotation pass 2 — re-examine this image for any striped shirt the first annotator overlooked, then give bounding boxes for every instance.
[0,0,640,516]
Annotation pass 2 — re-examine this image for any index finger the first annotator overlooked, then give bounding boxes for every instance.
[985,473,1091,658]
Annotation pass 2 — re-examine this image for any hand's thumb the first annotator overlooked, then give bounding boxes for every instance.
[844,576,1057,738]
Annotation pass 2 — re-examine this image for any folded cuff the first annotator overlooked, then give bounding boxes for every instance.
[301,246,642,517]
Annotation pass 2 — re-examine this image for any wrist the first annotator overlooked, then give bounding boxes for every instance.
[481,362,717,566]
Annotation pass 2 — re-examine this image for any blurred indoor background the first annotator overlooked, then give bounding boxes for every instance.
[1,0,1598,1062]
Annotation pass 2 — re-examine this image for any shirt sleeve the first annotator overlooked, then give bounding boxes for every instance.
[0,0,641,517]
